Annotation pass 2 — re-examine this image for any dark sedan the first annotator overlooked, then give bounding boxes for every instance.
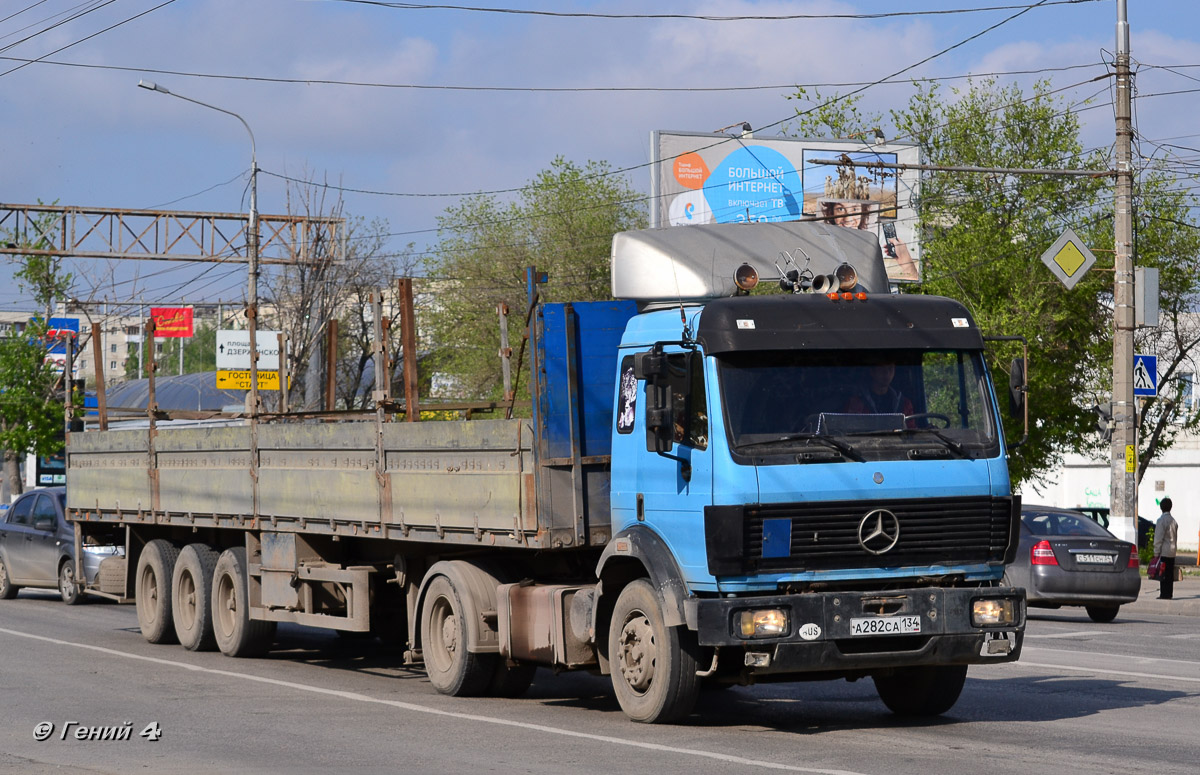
[0,487,122,604]
[1005,505,1141,622]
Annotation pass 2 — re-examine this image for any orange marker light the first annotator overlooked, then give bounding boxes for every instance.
[840,292,854,300]
[855,292,868,300]
[826,292,839,300]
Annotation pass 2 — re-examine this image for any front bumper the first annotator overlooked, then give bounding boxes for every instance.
[695,586,1025,675]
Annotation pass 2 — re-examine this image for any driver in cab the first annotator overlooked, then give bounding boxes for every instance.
[843,360,916,426]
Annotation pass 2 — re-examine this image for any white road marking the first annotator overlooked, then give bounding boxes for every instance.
[1015,661,1200,684]
[1025,631,1113,639]
[1025,645,1200,668]
[0,626,865,775]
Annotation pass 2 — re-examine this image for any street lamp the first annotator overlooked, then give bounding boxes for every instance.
[137,79,262,417]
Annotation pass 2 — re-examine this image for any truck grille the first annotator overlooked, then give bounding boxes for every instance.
[704,496,1018,576]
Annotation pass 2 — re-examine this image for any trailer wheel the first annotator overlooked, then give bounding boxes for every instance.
[172,544,220,651]
[420,575,494,696]
[58,559,84,605]
[136,539,180,644]
[608,579,701,723]
[212,546,275,657]
[0,556,20,599]
[873,664,968,716]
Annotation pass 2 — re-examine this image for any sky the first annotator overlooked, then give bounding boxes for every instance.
[2,0,1199,314]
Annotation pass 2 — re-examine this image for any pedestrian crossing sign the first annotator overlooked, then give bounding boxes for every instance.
[1133,354,1157,397]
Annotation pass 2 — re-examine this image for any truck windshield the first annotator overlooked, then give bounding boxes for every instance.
[717,348,1000,461]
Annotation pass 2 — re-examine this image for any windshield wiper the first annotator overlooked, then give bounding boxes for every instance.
[738,433,864,462]
[842,426,970,459]
[899,427,969,458]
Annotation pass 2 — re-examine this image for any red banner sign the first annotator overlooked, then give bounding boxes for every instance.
[150,307,194,338]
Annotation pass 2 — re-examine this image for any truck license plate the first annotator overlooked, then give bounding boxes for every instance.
[850,615,921,636]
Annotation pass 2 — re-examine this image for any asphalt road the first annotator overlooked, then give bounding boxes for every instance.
[1,589,1198,775]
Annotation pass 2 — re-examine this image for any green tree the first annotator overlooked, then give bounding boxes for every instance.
[788,79,1199,485]
[0,321,66,497]
[425,156,646,402]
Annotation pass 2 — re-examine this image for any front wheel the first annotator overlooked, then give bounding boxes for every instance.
[608,579,701,723]
[873,664,967,717]
[1085,605,1120,623]
[59,560,84,605]
[420,575,495,697]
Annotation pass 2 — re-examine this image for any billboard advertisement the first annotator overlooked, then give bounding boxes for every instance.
[651,131,923,284]
[150,306,194,338]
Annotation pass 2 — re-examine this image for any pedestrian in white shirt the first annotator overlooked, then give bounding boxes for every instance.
[1154,498,1179,600]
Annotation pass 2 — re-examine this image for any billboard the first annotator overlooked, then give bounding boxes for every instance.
[150,306,194,338]
[651,131,923,284]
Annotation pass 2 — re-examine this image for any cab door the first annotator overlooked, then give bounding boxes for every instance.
[611,349,714,585]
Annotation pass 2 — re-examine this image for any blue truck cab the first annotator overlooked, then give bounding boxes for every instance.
[582,220,1025,722]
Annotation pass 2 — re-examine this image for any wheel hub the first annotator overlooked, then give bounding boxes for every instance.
[617,614,656,692]
[440,614,459,654]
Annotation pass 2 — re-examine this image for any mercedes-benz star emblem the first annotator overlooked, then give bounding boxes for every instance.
[858,509,900,555]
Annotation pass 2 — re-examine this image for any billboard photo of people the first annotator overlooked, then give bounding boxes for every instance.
[803,151,918,283]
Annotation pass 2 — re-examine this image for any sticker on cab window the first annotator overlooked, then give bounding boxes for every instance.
[951,318,969,328]
[736,319,755,329]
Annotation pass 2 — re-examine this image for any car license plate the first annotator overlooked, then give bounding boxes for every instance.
[1075,553,1116,565]
[850,615,921,636]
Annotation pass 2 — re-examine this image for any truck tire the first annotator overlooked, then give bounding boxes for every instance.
[420,574,495,697]
[59,559,84,605]
[1085,605,1120,623]
[172,544,220,651]
[136,539,180,644]
[212,546,276,657]
[873,664,968,716]
[608,579,701,723]
[0,555,20,599]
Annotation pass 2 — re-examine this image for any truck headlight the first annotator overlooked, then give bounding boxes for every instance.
[972,598,1016,626]
[736,609,788,638]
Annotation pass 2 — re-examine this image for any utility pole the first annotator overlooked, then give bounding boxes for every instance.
[1110,0,1137,545]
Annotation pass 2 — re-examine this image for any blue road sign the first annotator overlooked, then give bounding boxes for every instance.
[1133,354,1158,397]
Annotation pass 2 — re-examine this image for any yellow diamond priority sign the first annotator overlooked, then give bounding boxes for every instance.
[1040,227,1097,290]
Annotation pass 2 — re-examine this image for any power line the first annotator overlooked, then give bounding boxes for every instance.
[0,0,178,79]
[326,0,1100,22]
[0,0,113,53]
[0,53,1107,93]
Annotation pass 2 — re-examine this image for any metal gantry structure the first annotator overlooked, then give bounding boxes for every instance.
[0,203,342,266]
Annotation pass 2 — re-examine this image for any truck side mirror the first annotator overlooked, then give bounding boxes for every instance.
[1008,357,1026,415]
[633,350,668,382]
[644,382,674,453]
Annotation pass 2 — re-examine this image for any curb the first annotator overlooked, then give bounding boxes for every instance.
[1121,578,1200,617]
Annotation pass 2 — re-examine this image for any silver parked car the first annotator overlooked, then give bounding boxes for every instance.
[1005,505,1140,623]
[0,487,122,604]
